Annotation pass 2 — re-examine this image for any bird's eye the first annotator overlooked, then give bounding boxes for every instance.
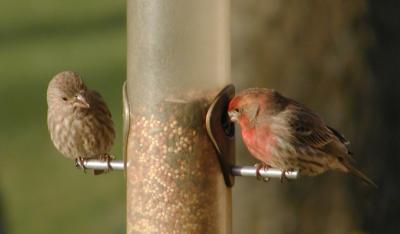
[234,108,241,113]
[62,97,68,101]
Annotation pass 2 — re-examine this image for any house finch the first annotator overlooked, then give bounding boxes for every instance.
[228,88,377,187]
[47,71,115,174]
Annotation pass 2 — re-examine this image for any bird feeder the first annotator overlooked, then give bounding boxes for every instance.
[125,0,232,232]
[75,1,299,232]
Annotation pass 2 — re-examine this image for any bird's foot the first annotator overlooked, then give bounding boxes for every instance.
[75,157,87,173]
[255,163,271,182]
[99,154,114,173]
[280,171,287,183]
[280,168,295,183]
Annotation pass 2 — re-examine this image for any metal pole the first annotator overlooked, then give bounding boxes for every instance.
[126,0,231,233]
[76,159,300,180]
[231,166,299,180]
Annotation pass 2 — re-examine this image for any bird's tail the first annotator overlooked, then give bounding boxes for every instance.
[344,163,378,188]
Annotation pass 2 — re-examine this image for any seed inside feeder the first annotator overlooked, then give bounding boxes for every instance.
[126,90,229,233]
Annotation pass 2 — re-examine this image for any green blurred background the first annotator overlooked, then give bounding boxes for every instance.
[0,1,126,233]
[0,0,399,234]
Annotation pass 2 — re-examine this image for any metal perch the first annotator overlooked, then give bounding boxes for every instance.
[76,159,299,180]
[231,166,299,180]
[76,159,124,171]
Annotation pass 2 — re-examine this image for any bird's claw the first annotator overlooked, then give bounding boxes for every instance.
[75,157,87,173]
[262,176,271,182]
[280,171,287,183]
[280,169,295,183]
[255,163,271,182]
[255,163,263,180]
[99,154,114,173]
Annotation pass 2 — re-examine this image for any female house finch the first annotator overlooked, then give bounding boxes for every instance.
[47,71,115,174]
[228,88,377,187]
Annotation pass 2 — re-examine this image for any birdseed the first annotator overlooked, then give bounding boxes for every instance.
[126,91,231,233]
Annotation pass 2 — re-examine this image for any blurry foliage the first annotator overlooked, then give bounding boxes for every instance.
[0,1,126,234]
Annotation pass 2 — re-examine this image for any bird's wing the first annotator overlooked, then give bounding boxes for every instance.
[286,101,354,159]
[327,125,354,157]
[327,126,351,147]
[88,90,113,118]
[287,103,336,150]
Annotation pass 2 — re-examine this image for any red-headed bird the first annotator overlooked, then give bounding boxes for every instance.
[228,88,376,187]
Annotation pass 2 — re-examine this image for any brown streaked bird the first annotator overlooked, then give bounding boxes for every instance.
[47,71,115,174]
[228,88,377,187]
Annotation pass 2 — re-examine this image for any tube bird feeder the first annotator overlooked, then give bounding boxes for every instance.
[126,0,231,233]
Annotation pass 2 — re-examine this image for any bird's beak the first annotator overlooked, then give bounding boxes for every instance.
[228,111,239,122]
[75,94,90,108]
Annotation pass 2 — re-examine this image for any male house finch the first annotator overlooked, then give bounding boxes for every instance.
[47,71,115,174]
[228,88,377,187]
